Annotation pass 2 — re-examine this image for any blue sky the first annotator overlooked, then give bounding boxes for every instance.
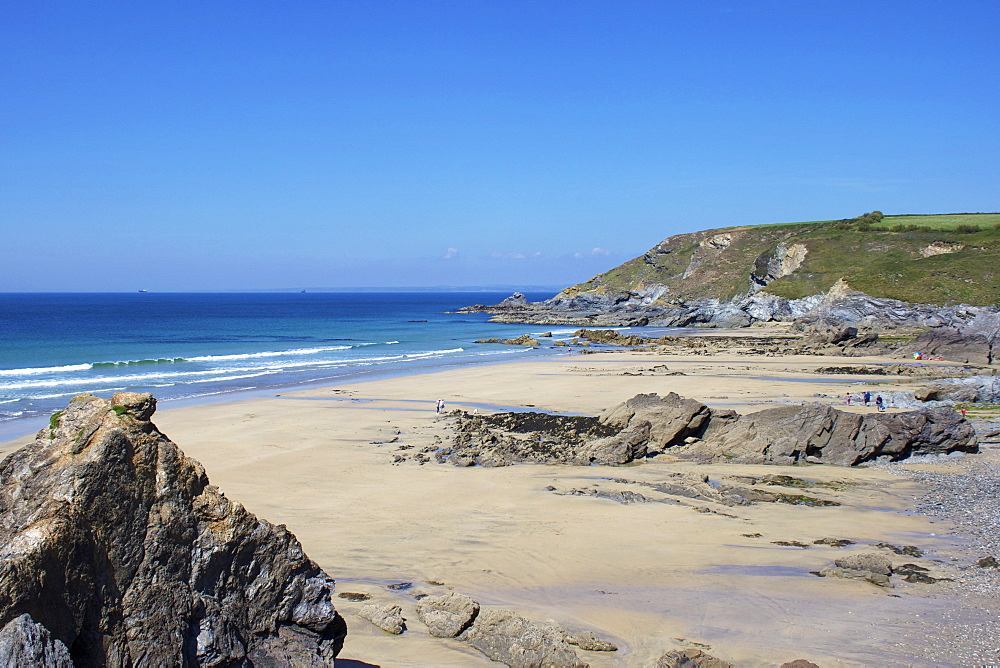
[2,1,997,291]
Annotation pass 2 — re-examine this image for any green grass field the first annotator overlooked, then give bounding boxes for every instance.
[877,213,1000,229]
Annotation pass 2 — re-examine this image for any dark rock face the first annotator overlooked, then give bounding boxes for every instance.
[0,392,346,666]
[450,393,978,468]
[903,312,1000,364]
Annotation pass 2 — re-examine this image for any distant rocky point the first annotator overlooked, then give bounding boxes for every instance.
[0,392,346,665]
[462,214,1000,339]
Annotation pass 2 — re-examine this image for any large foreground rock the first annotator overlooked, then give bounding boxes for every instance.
[0,392,346,666]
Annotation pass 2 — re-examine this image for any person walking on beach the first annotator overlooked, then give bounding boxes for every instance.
[863,391,871,407]
[845,393,852,406]
[875,395,885,412]
[435,399,442,414]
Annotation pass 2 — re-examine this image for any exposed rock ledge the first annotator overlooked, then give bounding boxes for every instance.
[446,392,978,467]
[0,392,346,665]
[462,283,998,334]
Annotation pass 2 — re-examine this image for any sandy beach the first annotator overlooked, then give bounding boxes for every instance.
[3,347,997,666]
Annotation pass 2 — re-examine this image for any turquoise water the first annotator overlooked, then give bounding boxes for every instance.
[0,292,578,433]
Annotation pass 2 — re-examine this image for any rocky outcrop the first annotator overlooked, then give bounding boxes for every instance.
[449,393,978,468]
[0,392,346,666]
[464,284,997,332]
[474,334,540,346]
[902,311,1000,364]
[598,392,712,454]
[458,608,587,667]
[674,403,977,466]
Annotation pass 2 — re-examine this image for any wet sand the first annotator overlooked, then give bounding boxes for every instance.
[2,349,995,666]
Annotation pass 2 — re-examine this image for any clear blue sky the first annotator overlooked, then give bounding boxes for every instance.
[2,1,997,291]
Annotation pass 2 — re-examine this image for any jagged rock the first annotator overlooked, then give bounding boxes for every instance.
[459,608,586,667]
[357,603,405,635]
[416,593,479,638]
[657,648,734,667]
[565,629,618,651]
[599,393,712,454]
[0,392,345,666]
[501,292,528,306]
[0,614,73,667]
[780,661,820,668]
[675,403,978,465]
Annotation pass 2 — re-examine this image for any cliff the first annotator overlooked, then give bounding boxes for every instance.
[0,392,346,666]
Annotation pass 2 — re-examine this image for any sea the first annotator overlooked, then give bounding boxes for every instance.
[0,291,581,441]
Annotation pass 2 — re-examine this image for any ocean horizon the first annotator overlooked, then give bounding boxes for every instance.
[0,291,578,440]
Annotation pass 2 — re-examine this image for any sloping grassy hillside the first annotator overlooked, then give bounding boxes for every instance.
[565,213,1000,307]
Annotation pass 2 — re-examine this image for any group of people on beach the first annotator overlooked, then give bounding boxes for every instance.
[434,399,445,414]
[845,391,885,411]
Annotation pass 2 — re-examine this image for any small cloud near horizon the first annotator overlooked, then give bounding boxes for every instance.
[442,248,459,259]
[491,251,526,260]
[591,247,611,256]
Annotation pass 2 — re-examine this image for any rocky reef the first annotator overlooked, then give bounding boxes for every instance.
[0,392,346,666]
[446,392,978,467]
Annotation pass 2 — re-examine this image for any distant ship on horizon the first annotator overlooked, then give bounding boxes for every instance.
[138,289,148,293]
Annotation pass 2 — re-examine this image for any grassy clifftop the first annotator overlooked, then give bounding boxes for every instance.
[562,213,1000,307]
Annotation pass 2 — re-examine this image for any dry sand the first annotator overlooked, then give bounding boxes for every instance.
[2,349,995,666]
